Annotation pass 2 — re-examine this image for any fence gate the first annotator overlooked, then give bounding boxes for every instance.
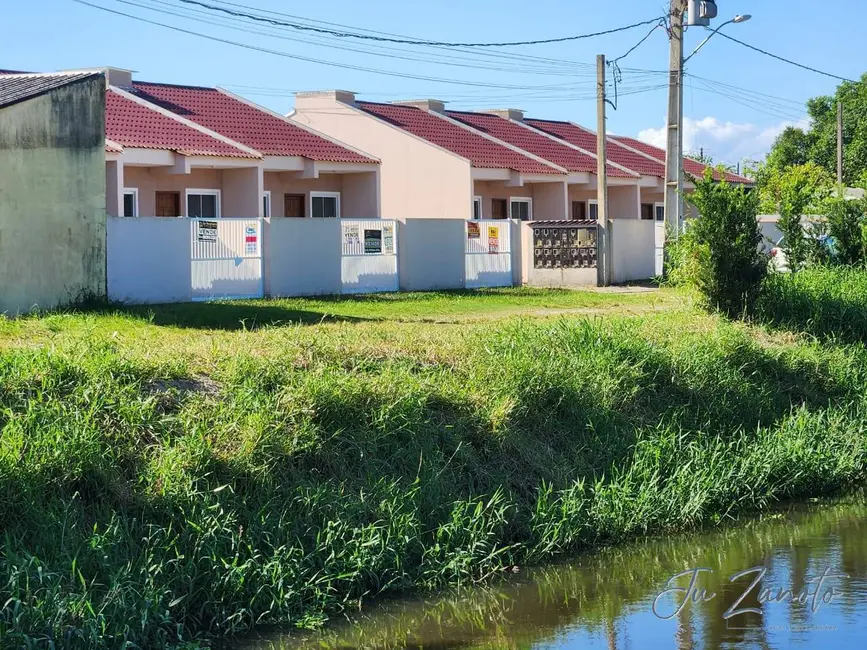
[465,220,513,289]
[190,218,264,301]
[655,222,665,276]
[341,219,399,294]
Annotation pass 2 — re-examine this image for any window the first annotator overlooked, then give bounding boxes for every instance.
[311,192,340,218]
[262,191,271,218]
[655,203,665,222]
[641,203,655,220]
[122,188,138,217]
[284,194,305,218]
[186,189,220,218]
[571,201,587,221]
[491,198,508,220]
[510,198,532,221]
[588,200,599,221]
[472,196,482,220]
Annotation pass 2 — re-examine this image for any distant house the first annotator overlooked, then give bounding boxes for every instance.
[0,71,106,314]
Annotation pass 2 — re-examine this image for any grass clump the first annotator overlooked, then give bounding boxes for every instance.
[1,292,866,648]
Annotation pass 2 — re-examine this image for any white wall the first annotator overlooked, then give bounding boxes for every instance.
[107,217,192,303]
[610,218,656,283]
[265,217,342,296]
[399,219,466,291]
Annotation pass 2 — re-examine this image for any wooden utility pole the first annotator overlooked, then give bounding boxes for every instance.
[596,54,610,286]
[837,101,844,184]
[664,0,685,239]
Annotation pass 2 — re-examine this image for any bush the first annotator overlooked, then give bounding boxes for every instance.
[824,192,867,266]
[679,169,767,318]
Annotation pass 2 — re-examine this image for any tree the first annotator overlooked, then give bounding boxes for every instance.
[765,73,867,185]
[823,191,867,266]
[681,169,766,318]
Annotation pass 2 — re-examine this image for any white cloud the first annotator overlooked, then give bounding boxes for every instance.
[636,116,809,165]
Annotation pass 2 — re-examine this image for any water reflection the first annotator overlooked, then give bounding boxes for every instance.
[239,495,867,649]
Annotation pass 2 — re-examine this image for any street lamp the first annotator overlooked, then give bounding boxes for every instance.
[684,15,752,63]
[663,6,752,240]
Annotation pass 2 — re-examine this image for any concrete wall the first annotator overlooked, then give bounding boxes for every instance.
[265,217,342,296]
[399,219,465,291]
[292,95,473,219]
[610,218,656,283]
[609,185,640,220]
[0,76,106,314]
[107,217,191,303]
[223,166,262,218]
[521,222,597,288]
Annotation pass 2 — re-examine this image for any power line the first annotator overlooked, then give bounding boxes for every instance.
[715,32,855,83]
[177,0,666,48]
[612,19,665,63]
[72,0,605,90]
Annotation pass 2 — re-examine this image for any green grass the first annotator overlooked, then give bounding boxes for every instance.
[1,285,866,648]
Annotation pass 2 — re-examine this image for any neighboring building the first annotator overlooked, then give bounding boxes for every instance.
[0,72,106,314]
[292,92,578,221]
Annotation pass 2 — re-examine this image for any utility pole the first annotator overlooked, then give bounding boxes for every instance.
[664,0,685,239]
[837,101,844,184]
[596,54,610,286]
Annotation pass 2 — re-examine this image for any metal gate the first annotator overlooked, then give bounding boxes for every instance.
[341,219,399,294]
[190,218,264,301]
[465,220,513,289]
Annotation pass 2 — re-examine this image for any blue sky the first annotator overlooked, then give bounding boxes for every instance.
[3,0,862,165]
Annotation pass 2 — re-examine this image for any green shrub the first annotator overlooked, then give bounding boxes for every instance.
[682,169,766,318]
[824,192,867,266]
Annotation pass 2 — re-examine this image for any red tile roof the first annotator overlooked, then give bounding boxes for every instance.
[445,110,634,178]
[131,81,376,164]
[526,119,666,179]
[358,102,564,175]
[106,89,258,158]
[611,135,753,184]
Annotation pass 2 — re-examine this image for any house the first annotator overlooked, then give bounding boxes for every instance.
[90,68,381,221]
[0,71,106,314]
[292,92,581,221]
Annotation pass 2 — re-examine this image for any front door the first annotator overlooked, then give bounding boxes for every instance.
[491,199,508,220]
[155,191,180,217]
[284,194,306,218]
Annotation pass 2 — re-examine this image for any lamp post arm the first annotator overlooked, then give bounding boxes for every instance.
[683,19,735,63]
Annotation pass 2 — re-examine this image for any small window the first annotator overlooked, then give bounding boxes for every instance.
[311,192,340,219]
[641,203,655,220]
[655,203,665,222]
[588,200,599,221]
[571,201,586,221]
[491,198,508,220]
[262,191,271,218]
[186,190,220,218]
[510,198,532,221]
[123,188,138,217]
[473,196,482,220]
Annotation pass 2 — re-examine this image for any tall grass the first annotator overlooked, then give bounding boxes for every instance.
[1,307,866,648]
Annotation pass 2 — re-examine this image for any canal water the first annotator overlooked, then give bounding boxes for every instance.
[240,494,867,649]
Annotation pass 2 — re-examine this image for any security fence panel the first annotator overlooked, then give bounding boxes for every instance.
[341,219,399,294]
[191,218,264,301]
[465,220,513,289]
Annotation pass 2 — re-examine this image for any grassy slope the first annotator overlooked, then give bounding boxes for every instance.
[1,285,866,648]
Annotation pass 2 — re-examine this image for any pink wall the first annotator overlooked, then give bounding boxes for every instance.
[292,94,473,219]
[473,180,567,220]
[123,166,222,216]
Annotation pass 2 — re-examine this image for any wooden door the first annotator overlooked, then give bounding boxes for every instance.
[491,199,508,220]
[284,194,306,218]
[155,192,180,217]
[571,201,587,221]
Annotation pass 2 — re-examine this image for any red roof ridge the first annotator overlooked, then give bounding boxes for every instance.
[513,117,640,178]
[108,85,262,158]
[434,110,566,175]
[133,79,218,92]
[217,87,380,164]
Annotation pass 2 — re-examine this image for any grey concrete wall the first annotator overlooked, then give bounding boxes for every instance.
[399,219,466,291]
[0,76,106,314]
[107,217,192,303]
[265,217,342,296]
[521,221,598,288]
[611,218,656,283]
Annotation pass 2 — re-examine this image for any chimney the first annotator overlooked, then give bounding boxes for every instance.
[294,90,357,111]
[484,108,525,122]
[391,99,446,114]
[104,67,133,87]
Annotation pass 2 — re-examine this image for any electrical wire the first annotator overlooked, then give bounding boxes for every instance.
[715,32,855,83]
[177,0,666,48]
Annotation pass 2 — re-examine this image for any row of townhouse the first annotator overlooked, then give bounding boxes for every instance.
[6,67,748,225]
